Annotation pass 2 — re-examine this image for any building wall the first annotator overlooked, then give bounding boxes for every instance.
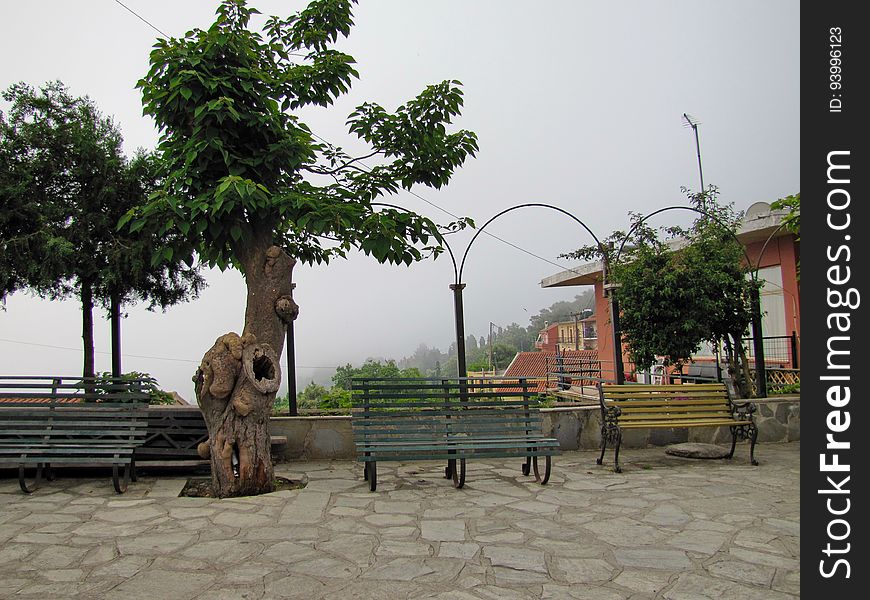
[535,323,560,352]
[743,233,800,364]
[592,280,625,381]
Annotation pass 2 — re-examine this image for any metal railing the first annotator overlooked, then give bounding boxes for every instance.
[741,332,799,369]
[545,355,603,395]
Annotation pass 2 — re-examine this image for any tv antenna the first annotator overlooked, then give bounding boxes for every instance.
[682,113,705,193]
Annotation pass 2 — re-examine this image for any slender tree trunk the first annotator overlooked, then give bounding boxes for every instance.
[735,337,753,398]
[81,279,95,380]
[110,292,122,378]
[724,333,752,399]
[194,242,298,497]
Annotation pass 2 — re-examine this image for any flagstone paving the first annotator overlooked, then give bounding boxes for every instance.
[0,443,799,599]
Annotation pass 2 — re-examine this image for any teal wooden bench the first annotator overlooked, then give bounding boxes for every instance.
[0,376,151,493]
[351,377,560,491]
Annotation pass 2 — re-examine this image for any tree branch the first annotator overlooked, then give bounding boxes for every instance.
[302,149,382,176]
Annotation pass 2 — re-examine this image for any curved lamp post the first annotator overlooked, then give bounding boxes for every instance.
[454,203,605,378]
[356,202,605,385]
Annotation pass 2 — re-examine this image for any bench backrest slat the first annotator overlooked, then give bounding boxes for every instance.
[0,400,148,454]
[351,377,544,442]
[0,376,154,405]
[599,382,733,419]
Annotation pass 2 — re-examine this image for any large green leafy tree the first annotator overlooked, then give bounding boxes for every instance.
[0,81,203,378]
[130,0,477,496]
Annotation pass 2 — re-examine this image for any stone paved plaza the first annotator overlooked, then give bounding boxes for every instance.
[0,442,799,599]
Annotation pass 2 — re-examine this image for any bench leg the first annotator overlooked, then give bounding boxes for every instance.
[18,463,44,494]
[45,464,55,482]
[130,457,138,483]
[728,426,738,459]
[368,461,378,491]
[364,462,369,481]
[749,424,759,466]
[613,430,623,473]
[445,459,455,480]
[597,431,608,465]
[112,462,131,494]
[533,455,551,485]
[522,456,531,476]
[452,458,466,489]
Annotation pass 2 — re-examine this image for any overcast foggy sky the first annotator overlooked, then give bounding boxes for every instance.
[1,1,800,400]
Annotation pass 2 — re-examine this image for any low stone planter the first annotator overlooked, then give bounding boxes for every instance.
[269,415,355,460]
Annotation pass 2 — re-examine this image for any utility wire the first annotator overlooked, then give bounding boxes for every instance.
[308,132,582,275]
[0,338,337,369]
[112,0,169,38]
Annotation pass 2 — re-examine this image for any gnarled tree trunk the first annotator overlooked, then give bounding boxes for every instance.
[194,244,298,497]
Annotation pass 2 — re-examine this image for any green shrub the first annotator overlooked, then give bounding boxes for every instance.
[94,371,175,404]
[771,382,800,395]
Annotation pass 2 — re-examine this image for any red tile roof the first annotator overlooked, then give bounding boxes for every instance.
[504,350,599,392]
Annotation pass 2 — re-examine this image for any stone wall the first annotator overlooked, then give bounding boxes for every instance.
[270,415,355,460]
[268,398,799,461]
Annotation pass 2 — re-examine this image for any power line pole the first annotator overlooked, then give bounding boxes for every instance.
[488,321,494,371]
[570,312,580,350]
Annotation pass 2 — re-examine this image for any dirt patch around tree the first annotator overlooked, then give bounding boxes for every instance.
[179,476,306,498]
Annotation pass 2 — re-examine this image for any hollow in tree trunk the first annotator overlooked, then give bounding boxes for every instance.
[193,245,298,497]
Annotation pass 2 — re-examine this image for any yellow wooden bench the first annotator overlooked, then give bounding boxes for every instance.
[597,383,758,472]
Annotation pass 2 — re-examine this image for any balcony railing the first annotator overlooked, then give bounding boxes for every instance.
[545,355,603,398]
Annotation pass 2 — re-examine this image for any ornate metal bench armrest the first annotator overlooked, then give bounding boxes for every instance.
[603,405,622,424]
[731,401,757,419]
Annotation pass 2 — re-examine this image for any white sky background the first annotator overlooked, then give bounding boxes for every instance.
[0,1,800,400]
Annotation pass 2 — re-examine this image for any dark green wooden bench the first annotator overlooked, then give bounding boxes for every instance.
[136,406,288,469]
[598,382,759,473]
[0,376,152,493]
[351,377,560,491]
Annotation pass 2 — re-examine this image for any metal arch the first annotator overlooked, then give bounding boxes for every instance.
[753,221,791,279]
[613,205,758,279]
[614,205,793,282]
[458,203,604,284]
[369,201,459,283]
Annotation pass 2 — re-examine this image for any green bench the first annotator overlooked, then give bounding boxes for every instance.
[0,376,151,493]
[136,406,288,469]
[597,382,759,473]
[351,377,560,491]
